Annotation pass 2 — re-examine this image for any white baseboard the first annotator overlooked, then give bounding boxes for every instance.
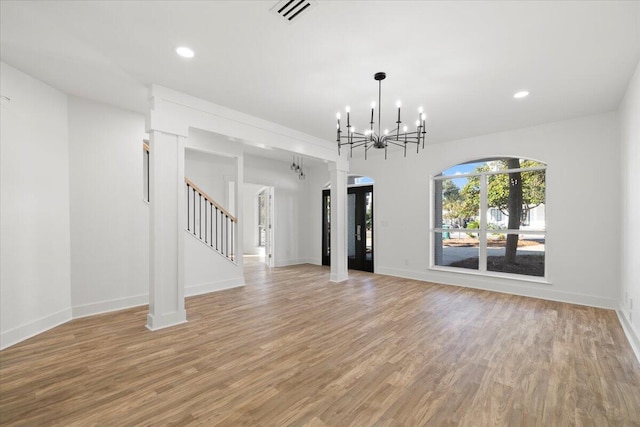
[617,308,640,364]
[146,310,187,331]
[375,266,619,310]
[1,308,72,350]
[330,272,349,283]
[185,277,244,297]
[72,294,149,319]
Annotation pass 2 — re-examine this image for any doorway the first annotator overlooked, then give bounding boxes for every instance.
[322,184,374,273]
[243,184,274,267]
[258,186,274,267]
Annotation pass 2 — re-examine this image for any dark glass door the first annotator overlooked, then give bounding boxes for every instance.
[322,189,331,266]
[322,186,373,273]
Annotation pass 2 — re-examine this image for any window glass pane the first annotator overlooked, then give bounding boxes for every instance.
[521,169,545,230]
[434,232,479,270]
[486,168,545,231]
[365,191,372,262]
[442,158,546,176]
[257,191,267,247]
[435,177,479,230]
[258,193,266,226]
[348,193,356,258]
[324,194,330,257]
[442,160,487,176]
[486,172,509,230]
[486,233,545,277]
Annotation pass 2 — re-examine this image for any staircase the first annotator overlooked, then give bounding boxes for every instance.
[185,177,237,263]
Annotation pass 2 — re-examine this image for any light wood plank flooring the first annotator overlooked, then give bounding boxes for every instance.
[1,261,639,426]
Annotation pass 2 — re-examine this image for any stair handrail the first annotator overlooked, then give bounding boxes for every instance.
[184,177,237,223]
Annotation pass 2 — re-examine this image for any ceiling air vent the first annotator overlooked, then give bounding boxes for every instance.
[270,0,317,23]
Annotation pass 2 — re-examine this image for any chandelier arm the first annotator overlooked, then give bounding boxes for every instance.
[386,134,420,142]
[398,130,421,138]
[351,132,369,138]
[340,140,370,149]
[339,135,369,143]
[338,132,368,139]
[338,138,367,146]
[384,140,408,148]
[365,143,377,152]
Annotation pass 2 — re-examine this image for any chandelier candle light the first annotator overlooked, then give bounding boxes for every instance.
[336,72,426,159]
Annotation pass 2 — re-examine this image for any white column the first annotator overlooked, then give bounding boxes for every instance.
[147,131,187,330]
[329,159,349,282]
[235,155,244,272]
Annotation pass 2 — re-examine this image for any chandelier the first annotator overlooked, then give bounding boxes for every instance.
[290,156,305,180]
[336,72,426,159]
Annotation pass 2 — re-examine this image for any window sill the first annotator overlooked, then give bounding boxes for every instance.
[428,265,551,285]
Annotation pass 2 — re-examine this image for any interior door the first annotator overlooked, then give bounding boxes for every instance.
[348,186,373,272]
[322,189,331,266]
[322,185,373,273]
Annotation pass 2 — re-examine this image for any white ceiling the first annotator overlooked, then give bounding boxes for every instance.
[1,1,639,153]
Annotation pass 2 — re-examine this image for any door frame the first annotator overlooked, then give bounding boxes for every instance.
[256,185,275,267]
[322,184,374,273]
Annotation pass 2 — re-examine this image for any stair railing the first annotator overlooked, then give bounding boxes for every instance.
[185,177,236,262]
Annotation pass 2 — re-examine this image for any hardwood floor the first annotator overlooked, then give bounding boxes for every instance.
[1,261,639,426]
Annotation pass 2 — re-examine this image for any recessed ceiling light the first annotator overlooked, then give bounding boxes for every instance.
[176,46,195,58]
[513,90,530,99]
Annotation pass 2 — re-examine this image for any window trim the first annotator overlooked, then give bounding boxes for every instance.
[431,160,547,281]
[429,264,551,285]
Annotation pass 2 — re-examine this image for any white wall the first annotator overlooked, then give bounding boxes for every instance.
[185,148,236,213]
[67,96,149,317]
[0,62,72,349]
[244,154,305,266]
[619,60,640,355]
[242,183,266,255]
[338,112,621,308]
[184,232,244,295]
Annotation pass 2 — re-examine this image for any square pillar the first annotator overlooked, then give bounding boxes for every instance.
[147,131,187,330]
[329,159,349,282]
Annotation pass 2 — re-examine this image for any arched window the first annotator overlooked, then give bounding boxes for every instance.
[433,158,546,278]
